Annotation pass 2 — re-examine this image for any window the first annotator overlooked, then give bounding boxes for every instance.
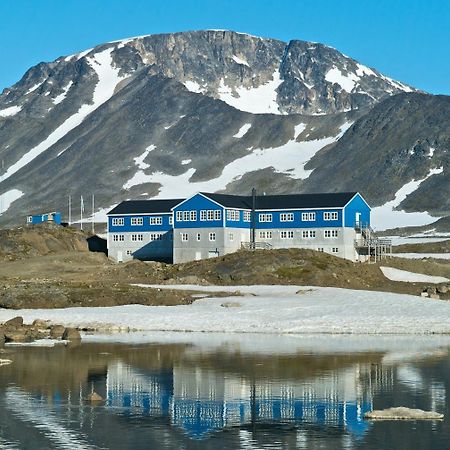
[200,210,207,221]
[207,210,214,221]
[150,216,162,225]
[182,211,190,221]
[190,211,197,221]
[214,210,221,221]
[280,231,294,239]
[229,233,234,241]
[302,230,315,239]
[27,216,32,223]
[131,217,143,226]
[280,212,294,222]
[332,247,339,253]
[301,212,316,222]
[196,233,201,241]
[176,211,182,221]
[259,213,273,223]
[209,232,216,242]
[149,233,163,241]
[131,234,144,242]
[324,230,339,238]
[169,216,173,225]
[126,250,133,256]
[112,234,125,242]
[227,209,240,221]
[259,231,272,239]
[181,233,189,242]
[317,247,324,252]
[112,218,124,226]
[243,211,251,222]
[324,211,338,221]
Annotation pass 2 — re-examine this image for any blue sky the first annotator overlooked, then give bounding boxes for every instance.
[0,0,448,94]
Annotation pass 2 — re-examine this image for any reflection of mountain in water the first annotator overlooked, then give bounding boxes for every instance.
[104,361,389,439]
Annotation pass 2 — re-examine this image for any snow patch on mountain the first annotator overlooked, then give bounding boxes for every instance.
[0,105,22,118]
[380,266,449,284]
[233,123,252,138]
[0,49,126,184]
[181,159,192,165]
[218,70,283,114]
[134,145,155,170]
[122,121,352,198]
[183,80,206,94]
[355,63,376,77]
[372,167,444,230]
[325,67,359,93]
[52,81,73,105]
[25,81,44,95]
[232,55,250,66]
[0,189,24,214]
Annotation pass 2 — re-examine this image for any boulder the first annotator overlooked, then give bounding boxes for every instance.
[5,329,32,343]
[4,316,24,328]
[437,285,448,294]
[62,328,81,341]
[49,325,66,339]
[86,391,104,402]
[32,319,50,329]
[365,407,444,420]
[429,293,440,300]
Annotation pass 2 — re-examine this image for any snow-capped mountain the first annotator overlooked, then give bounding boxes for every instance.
[0,30,447,228]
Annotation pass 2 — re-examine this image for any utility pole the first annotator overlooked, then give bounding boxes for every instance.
[91,194,95,234]
[68,195,72,226]
[80,195,84,231]
[0,159,4,217]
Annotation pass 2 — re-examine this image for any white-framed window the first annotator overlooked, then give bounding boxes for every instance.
[150,216,162,225]
[243,211,251,222]
[332,247,339,253]
[112,218,124,226]
[259,213,273,223]
[200,210,207,221]
[227,209,240,221]
[214,210,221,221]
[324,229,339,238]
[112,234,125,242]
[182,211,189,221]
[301,212,316,222]
[27,216,32,223]
[126,250,133,256]
[181,233,189,242]
[209,232,216,241]
[280,212,294,222]
[229,233,234,241]
[302,230,316,239]
[176,211,182,221]
[190,211,197,221]
[169,216,173,225]
[149,233,163,241]
[196,233,201,241]
[324,211,338,221]
[131,234,144,242]
[259,231,273,239]
[280,230,294,239]
[207,210,214,221]
[131,217,143,226]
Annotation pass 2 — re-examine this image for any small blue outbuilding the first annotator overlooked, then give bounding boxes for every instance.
[26,211,62,225]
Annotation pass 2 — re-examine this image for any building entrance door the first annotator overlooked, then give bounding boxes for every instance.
[117,251,123,263]
[195,251,202,261]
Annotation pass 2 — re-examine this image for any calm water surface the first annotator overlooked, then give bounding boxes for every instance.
[0,334,449,450]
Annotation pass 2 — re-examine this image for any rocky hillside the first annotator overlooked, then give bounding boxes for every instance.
[0,30,447,228]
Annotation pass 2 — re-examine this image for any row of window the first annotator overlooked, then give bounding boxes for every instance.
[112,211,340,227]
[259,230,339,239]
[111,217,169,227]
[181,232,217,242]
[258,211,338,223]
[317,247,339,253]
[112,233,167,242]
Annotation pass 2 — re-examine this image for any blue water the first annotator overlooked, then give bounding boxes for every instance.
[0,335,448,449]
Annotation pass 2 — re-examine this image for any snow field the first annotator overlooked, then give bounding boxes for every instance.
[1,285,450,335]
[380,267,449,283]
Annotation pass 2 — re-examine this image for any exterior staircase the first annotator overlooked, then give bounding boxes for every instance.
[354,222,392,262]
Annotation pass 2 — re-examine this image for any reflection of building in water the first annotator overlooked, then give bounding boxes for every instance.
[105,361,397,439]
[106,360,173,416]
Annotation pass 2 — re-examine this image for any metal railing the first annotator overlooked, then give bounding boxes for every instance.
[241,241,273,250]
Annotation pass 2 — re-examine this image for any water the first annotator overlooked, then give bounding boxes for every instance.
[0,333,449,449]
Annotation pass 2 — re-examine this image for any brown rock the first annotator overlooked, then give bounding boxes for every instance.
[429,293,440,300]
[4,316,24,328]
[437,285,448,294]
[5,329,32,343]
[62,328,81,341]
[32,319,50,329]
[86,391,104,402]
[49,325,66,339]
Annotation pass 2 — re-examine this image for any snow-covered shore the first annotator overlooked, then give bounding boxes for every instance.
[1,285,450,335]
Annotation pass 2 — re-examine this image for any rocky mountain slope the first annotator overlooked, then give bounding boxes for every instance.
[0,30,447,228]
